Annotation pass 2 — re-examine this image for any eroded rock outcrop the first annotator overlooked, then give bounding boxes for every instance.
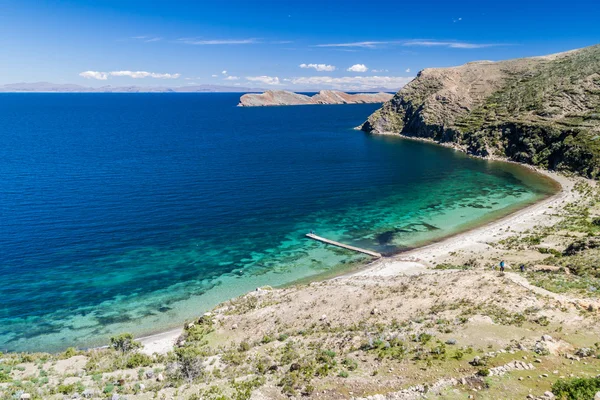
[238,90,393,107]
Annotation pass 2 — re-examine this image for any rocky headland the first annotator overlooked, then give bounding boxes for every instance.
[238,90,393,107]
[361,44,600,178]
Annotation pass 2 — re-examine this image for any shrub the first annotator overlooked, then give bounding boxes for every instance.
[110,333,141,353]
[0,370,11,383]
[261,335,273,344]
[417,333,433,344]
[342,358,358,371]
[103,383,115,394]
[57,383,77,394]
[125,352,153,369]
[175,347,204,382]
[238,341,251,352]
[477,368,490,377]
[338,370,349,378]
[277,333,289,342]
[62,347,79,359]
[552,377,600,399]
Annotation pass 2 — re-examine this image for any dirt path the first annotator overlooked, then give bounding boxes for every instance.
[505,272,600,312]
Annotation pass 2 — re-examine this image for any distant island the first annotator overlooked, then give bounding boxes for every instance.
[238,90,394,107]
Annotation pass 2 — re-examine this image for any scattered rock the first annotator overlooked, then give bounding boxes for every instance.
[231,323,238,330]
[145,370,154,379]
[19,394,31,400]
[470,356,485,366]
[156,373,164,382]
[184,321,195,329]
[446,338,457,345]
[82,389,97,399]
[541,335,554,342]
[575,347,594,357]
[319,314,327,321]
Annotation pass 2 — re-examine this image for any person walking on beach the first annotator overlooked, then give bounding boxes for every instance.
[500,260,505,272]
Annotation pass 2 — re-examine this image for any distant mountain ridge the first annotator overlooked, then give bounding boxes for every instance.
[0,82,264,93]
[238,90,394,106]
[0,82,400,94]
[362,44,600,178]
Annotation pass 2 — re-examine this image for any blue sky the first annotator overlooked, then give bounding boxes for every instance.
[0,0,598,90]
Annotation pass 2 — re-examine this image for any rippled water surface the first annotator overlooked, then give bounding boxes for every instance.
[0,93,557,352]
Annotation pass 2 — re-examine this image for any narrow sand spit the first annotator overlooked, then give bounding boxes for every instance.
[140,170,581,354]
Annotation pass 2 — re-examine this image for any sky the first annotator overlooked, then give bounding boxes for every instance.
[0,0,599,91]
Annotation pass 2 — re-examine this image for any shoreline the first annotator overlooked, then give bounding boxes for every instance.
[139,164,578,354]
[350,168,576,278]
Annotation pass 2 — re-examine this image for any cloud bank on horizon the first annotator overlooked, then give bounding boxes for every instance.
[80,71,181,80]
[3,0,598,91]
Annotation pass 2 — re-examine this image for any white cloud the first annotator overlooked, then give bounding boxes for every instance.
[224,76,240,80]
[109,71,180,79]
[178,38,257,45]
[211,74,218,78]
[347,64,369,72]
[371,69,388,73]
[316,41,388,48]
[221,70,228,75]
[405,68,411,73]
[131,35,162,43]
[299,63,336,72]
[246,76,281,85]
[316,39,504,49]
[289,75,412,91]
[402,40,496,49]
[79,70,180,80]
[79,71,109,80]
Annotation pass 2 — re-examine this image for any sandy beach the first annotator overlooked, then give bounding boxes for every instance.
[140,168,581,355]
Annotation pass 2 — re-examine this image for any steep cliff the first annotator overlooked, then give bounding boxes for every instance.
[238,90,393,106]
[361,44,600,178]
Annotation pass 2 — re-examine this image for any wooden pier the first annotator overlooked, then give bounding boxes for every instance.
[306,233,382,258]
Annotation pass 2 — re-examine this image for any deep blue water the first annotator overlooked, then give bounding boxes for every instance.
[0,93,556,352]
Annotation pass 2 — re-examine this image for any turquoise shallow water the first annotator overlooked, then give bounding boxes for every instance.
[0,94,557,352]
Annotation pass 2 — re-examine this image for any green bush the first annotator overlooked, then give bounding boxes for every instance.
[238,341,251,352]
[110,333,141,353]
[0,370,11,383]
[57,383,77,394]
[175,347,204,382]
[277,333,289,342]
[552,377,600,399]
[125,352,153,369]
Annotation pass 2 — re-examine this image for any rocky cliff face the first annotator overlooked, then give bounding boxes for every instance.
[362,44,600,178]
[238,90,393,106]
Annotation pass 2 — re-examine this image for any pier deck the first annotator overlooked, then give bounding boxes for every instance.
[306,233,382,258]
